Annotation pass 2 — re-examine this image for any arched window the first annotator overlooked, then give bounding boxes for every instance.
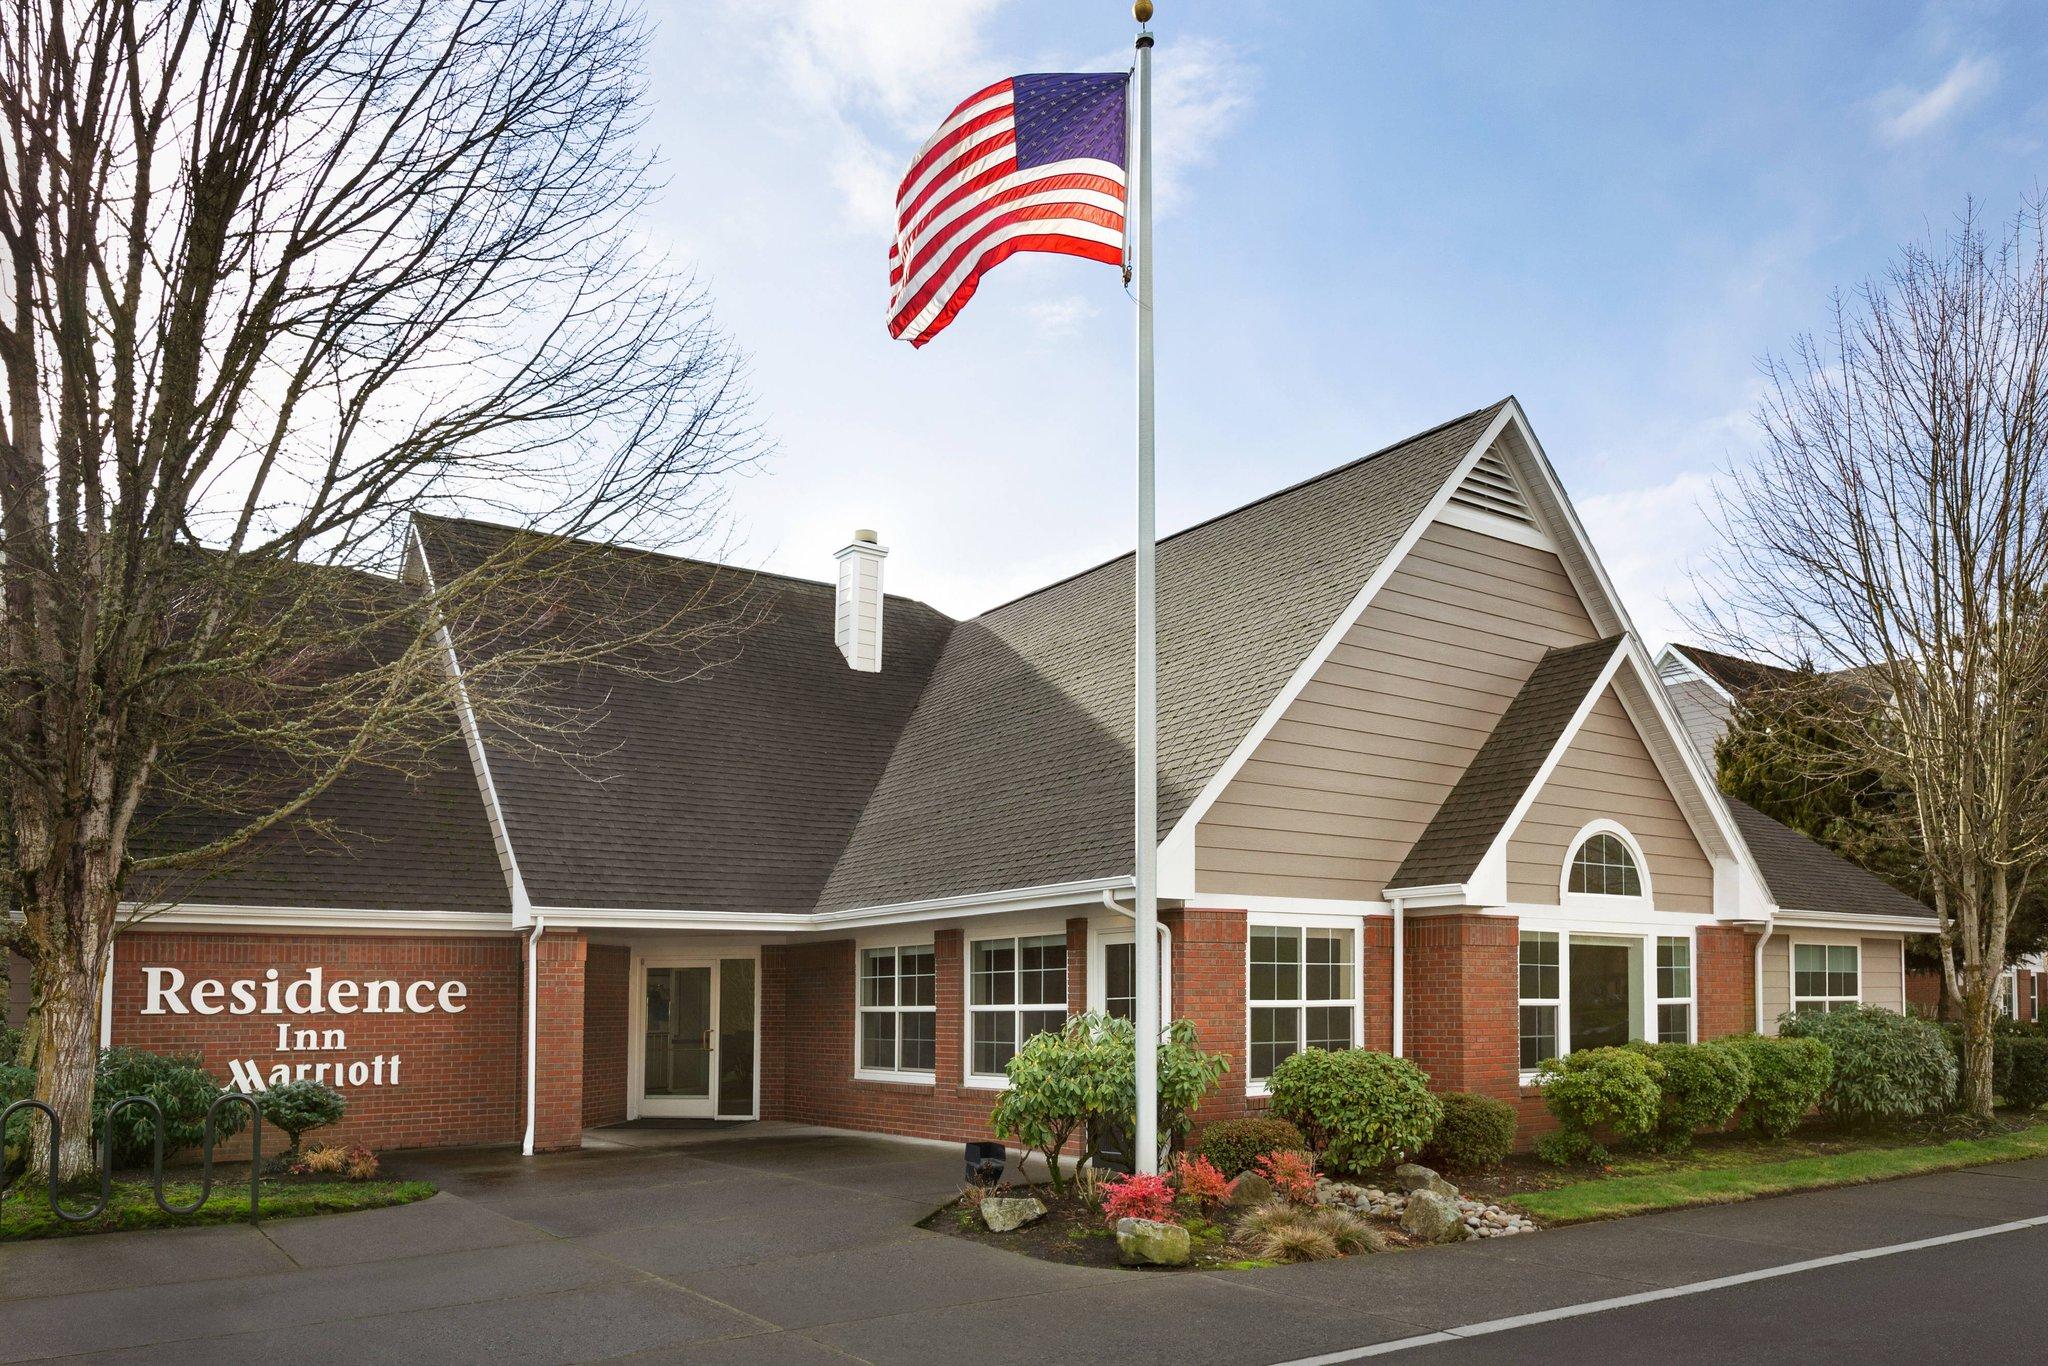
[1568,831,1643,897]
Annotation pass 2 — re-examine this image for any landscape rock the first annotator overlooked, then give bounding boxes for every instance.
[1225,1172,1275,1208]
[979,1196,1047,1233]
[1392,1163,1460,1200]
[1116,1216,1192,1266]
[1400,1189,1469,1244]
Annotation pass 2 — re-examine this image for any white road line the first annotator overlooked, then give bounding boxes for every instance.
[1269,1212,2048,1363]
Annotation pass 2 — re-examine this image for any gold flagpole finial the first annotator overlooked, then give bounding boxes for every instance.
[1134,2,1153,24]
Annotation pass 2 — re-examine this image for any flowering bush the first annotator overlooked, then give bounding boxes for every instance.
[1172,1153,1231,1207]
[1255,1148,1319,1205]
[1101,1172,1176,1225]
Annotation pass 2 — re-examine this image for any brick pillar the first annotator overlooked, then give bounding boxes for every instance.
[1402,913,1517,1102]
[934,927,964,1093]
[529,929,586,1152]
[758,944,790,1120]
[1066,917,1090,1015]
[1362,916,1394,1052]
[1696,926,1759,1039]
[1165,907,1248,1126]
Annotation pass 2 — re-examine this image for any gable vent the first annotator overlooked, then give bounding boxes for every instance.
[1448,450,1534,526]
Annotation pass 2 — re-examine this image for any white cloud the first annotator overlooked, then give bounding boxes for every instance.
[1022,293,1099,339]
[1149,36,1256,209]
[1575,469,1721,651]
[1877,54,1996,142]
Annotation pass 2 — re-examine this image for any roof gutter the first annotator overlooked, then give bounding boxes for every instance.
[1102,890,1172,1020]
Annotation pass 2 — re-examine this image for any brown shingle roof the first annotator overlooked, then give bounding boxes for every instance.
[1389,636,1626,890]
[1725,797,1933,920]
[1669,643,1797,697]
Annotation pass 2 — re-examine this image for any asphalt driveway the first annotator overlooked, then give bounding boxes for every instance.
[6,1124,2048,1363]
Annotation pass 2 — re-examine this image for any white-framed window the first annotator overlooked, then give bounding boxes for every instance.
[2031,974,2040,1022]
[1567,829,1645,898]
[1247,924,1358,1086]
[1792,942,1860,1014]
[1655,936,1693,1043]
[968,934,1067,1079]
[1519,930,1561,1070]
[857,945,936,1078]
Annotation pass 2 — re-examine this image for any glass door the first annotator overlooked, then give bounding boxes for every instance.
[636,957,758,1119]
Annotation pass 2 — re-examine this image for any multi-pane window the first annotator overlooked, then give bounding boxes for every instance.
[1656,937,1692,1043]
[1248,925,1355,1083]
[1792,943,1860,1014]
[1568,832,1644,897]
[1103,940,1137,1021]
[857,946,936,1074]
[1519,931,1561,1069]
[969,935,1066,1078]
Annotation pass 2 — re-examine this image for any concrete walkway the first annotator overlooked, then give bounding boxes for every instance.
[6,1126,2048,1363]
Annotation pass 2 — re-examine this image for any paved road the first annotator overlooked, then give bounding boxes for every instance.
[4,1124,2047,1363]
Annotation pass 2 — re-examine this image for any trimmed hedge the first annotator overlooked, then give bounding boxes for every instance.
[1420,1091,1517,1170]
[1193,1116,1306,1177]
[1534,1047,1663,1165]
[1725,1033,1834,1138]
[1264,1049,1442,1175]
[1779,1006,1955,1125]
[1628,1040,1752,1151]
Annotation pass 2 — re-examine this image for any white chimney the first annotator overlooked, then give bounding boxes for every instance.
[834,529,888,672]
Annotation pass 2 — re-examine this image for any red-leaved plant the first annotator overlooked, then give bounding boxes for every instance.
[1172,1153,1231,1207]
[1255,1149,1319,1205]
[1101,1172,1177,1225]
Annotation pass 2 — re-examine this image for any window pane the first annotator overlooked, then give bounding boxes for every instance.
[1306,929,1351,1000]
[859,949,895,1008]
[1305,1005,1353,1052]
[1520,932,1559,1000]
[1569,940,1635,1051]
[1250,927,1301,1004]
[1019,935,1067,1006]
[1657,1002,1691,1044]
[859,1010,897,1070]
[1569,832,1643,896]
[899,1011,936,1071]
[1657,937,1691,999]
[900,948,935,1007]
[971,940,1015,1006]
[971,1010,1016,1075]
[1250,1005,1299,1081]
[1105,941,1137,1021]
[1793,944,1827,1000]
[1020,1009,1065,1042]
[1828,945,1859,999]
[1520,1004,1558,1069]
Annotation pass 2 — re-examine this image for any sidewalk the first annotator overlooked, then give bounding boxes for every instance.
[6,1127,2047,1364]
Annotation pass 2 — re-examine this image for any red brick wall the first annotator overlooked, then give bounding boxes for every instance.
[1165,908,1251,1127]
[111,930,522,1153]
[582,945,630,1128]
[1402,913,1518,1102]
[530,930,586,1152]
[1362,916,1394,1052]
[1697,926,1758,1039]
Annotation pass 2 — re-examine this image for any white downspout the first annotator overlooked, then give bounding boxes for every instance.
[1753,919,1775,1034]
[1391,898,1405,1057]
[1102,891,1172,1019]
[522,916,546,1156]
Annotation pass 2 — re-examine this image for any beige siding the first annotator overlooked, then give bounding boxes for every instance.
[1506,687,1716,912]
[1195,520,1598,899]
[1661,676,1731,771]
[1759,930,1908,1033]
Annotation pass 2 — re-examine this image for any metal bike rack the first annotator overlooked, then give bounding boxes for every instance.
[0,1092,262,1237]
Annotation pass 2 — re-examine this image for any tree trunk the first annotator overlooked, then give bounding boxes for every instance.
[30,956,102,1184]
[1959,969,1998,1121]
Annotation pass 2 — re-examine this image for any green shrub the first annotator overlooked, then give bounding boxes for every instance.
[1725,1033,1834,1138]
[2001,1035,2048,1110]
[1627,1040,1751,1151]
[1264,1048,1441,1175]
[1193,1116,1307,1177]
[257,1080,347,1154]
[1779,1006,1956,1125]
[94,1047,250,1168]
[989,1012,1227,1187]
[1419,1091,1517,1170]
[1533,1047,1662,1165]
[0,1023,23,1067]
[0,1062,32,1173]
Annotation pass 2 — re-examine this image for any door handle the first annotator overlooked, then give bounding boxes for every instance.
[702,1028,715,1051]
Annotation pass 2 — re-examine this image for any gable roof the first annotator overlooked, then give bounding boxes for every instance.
[1389,636,1626,890]
[1724,797,1933,920]
[415,517,956,915]
[1667,643,1796,697]
[813,402,1508,911]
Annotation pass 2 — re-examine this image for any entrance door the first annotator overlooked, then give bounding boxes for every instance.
[637,957,758,1119]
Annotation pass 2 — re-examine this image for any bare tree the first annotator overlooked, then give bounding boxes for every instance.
[0,0,762,1179]
[1699,200,2048,1119]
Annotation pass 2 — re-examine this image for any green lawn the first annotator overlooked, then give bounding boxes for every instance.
[1511,1123,2048,1223]
[0,1177,436,1240]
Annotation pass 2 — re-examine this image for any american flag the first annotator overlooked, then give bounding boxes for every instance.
[888,73,1128,347]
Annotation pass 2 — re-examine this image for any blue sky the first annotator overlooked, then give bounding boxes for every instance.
[643,1,2046,645]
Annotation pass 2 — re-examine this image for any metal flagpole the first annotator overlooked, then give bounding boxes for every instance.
[1130,0,1160,1177]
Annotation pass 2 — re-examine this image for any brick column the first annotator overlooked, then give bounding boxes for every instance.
[1362,916,1394,1052]
[1165,907,1248,1126]
[934,927,965,1093]
[758,944,790,1120]
[1066,916,1090,1016]
[528,929,587,1152]
[1401,912,1517,1102]
[1696,926,1759,1039]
